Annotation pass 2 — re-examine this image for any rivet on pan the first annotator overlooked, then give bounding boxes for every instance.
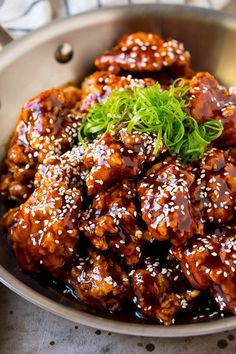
[55,43,74,64]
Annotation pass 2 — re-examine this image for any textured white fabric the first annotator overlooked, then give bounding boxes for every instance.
[0,0,52,37]
[0,0,231,38]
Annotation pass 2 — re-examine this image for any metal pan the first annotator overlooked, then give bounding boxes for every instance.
[0,4,236,337]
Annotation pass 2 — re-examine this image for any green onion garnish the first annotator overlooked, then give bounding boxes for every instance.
[78,82,223,163]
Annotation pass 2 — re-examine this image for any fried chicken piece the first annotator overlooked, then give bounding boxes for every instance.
[173,229,236,314]
[2,146,85,275]
[191,148,236,225]
[67,250,130,311]
[137,159,203,246]
[34,144,88,188]
[80,180,144,266]
[80,71,155,112]
[83,128,163,196]
[0,87,81,202]
[185,72,236,147]
[1,207,19,232]
[131,256,200,325]
[95,32,190,75]
[229,146,236,162]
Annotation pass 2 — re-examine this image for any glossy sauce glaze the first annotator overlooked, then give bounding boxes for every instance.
[1,31,236,326]
[137,160,203,246]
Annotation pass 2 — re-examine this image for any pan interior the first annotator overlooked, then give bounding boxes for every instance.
[0,4,236,335]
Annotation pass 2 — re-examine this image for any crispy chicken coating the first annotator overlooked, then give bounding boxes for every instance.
[131,257,200,325]
[137,159,203,246]
[83,128,163,196]
[80,180,143,266]
[186,72,236,147]
[173,228,236,314]
[34,144,87,188]
[229,146,236,163]
[80,71,155,112]
[2,146,85,275]
[67,250,130,311]
[0,87,81,202]
[95,32,190,75]
[1,206,19,231]
[191,148,236,225]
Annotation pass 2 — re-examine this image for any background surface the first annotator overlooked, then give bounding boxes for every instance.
[0,0,233,38]
[0,283,236,354]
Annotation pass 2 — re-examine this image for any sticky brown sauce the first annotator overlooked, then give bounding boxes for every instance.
[0,196,229,326]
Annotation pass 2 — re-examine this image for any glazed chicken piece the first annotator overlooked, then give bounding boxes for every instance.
[131,256,200,325]
[34,144,88,188]
[67,250,130,311]
[2,146,86,275]
[173,228,236,314]
[2,206,19,231]
[229,146,236,163]
[185,72,236,147]
[137,159,203,246]
[0,87,81,202]
[83,128,163,196]
[95,32,190,75]
[80,180,144,266]
[191,148,236,225]
[80,71,155,112]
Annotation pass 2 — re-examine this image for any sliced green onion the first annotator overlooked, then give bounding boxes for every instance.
[78,82,223,164]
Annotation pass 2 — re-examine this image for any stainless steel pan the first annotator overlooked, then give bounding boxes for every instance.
[1,4,236,337]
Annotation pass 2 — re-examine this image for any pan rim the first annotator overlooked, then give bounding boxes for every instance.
[1,263,236,337]
[0,3,236,337]
[1,3,236,67]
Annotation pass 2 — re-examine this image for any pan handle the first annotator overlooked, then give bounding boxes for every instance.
[0,26,13,50]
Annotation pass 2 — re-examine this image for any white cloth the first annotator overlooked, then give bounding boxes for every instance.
[0,0,231,38]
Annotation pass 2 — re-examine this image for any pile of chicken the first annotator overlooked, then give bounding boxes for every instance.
[1,32,236,325]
